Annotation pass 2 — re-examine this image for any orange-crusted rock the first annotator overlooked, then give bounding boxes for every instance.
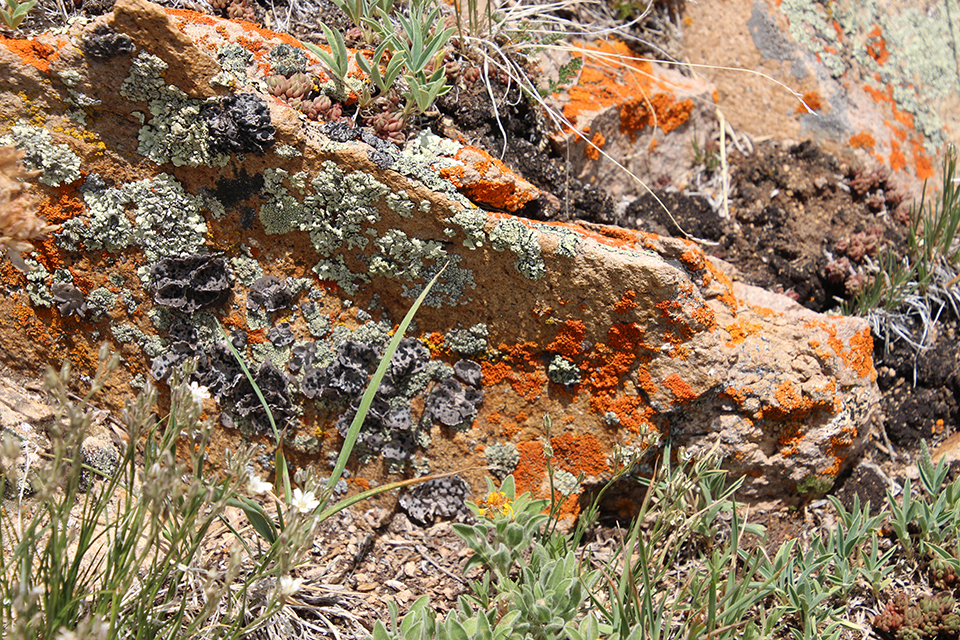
[0,0,879,521]
[543,39,717,200]
[435,145,540,212]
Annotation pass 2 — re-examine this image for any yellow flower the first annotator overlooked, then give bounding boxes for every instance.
[478,491,514,519]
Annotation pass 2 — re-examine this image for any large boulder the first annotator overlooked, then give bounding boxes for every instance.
[0,0,879,516]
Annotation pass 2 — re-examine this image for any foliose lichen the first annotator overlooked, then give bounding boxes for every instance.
[61,174,208,265]
[552,469,581,496]
[548,355,581,386]
[444,324,488,355]
[0,124,81,187]
[484,442,520,479]
[488,218,545,280]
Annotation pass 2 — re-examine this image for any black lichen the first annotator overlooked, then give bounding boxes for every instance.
[454,359,482,387]
[80,24,135,60]
[212,168,265,209]
[425,376,484,429]
[51,283,87,318]
[150,254,233,314]
[203,93,276,156]
[399,476,471,524]
[230,360,296,433]
[268,322,295,347]
[246,275,292,312]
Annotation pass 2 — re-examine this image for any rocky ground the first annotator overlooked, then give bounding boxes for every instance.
[4,0,958,636]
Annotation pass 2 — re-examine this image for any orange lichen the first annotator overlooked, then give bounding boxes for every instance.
[547,320,585,358]
[890,140,907,171]
[912,142,934,180]
[0,37,59,73]
[796,90,822,114]
[512,440,548,498]
[662,373,696,403]
[613,290,638,313]
[437,145,538,212]
[164,7,218,26]
[848,132,875,149]
[550,433,609,477]
[865,26,889,65]
[703,259,738,312]
[585,131,605,160]
[620,94,693,142]
[725,318,763,347]
[480,360,513,385]
[778,422,804,456]
[354,477,371,491]
[512,370,547,401]
[679,248,706,271]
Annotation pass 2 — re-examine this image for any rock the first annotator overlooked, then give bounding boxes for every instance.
[0,1,880,517]
[544,40,718,200]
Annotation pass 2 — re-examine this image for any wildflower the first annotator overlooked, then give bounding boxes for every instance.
[277,575,304,598]
[290,488,319,514]
[187,381,210,407]
[477,491,514,519]
[247,474,272,495]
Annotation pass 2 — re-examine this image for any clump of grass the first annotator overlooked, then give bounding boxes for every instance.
[0,269,447,638]
[846,149,960,353]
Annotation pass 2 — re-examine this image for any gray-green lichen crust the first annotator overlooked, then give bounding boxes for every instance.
[61,173,208,265]
[0,124,82,187]
[488,218,545,280]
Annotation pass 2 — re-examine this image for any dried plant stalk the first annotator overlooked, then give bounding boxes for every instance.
[0,145,56,270]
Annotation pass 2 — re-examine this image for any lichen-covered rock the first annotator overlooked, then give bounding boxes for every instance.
[0,0,881,519]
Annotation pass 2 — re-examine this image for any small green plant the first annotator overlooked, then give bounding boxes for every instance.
[846,148,960,316]
[0,0,36,29]
[0,348,303,638]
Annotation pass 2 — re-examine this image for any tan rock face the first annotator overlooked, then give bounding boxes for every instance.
[0,1,878,517]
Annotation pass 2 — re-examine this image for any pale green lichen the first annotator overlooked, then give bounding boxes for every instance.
[302,299,330,338]
[86,288,118,318]
[0,124,81,187]
[273,144,302,158]
[110,324,164,357]
[488,218,545,280]
[400,255,476,307]
[138,92,227,167]
[446,209,487,249]
[121,52,227,167]
[385,191,416,218]
[23,260,51,307]
[552,469,581,496]
[539,226,581,258]
[63,174,208,266]
[120,52,168,101]
[484,442,519,479]
[369,229,448,281]
[214,43,253,87]
[548,355,581,386]
[251,341,292,369]
[444,323,488,355]
[314,255,369,296]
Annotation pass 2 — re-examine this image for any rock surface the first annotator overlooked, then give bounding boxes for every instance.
[0,0,880,516]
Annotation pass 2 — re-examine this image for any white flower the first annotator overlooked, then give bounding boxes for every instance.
[187,381,210,407]
[277,575,304,599]
[247,474,272,495]
[290,488,319,514]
